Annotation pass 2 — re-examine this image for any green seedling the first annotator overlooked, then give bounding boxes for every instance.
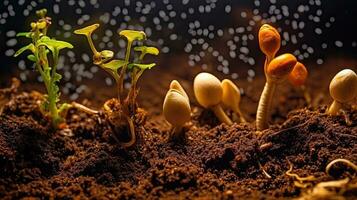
[74,24,159,147]
[14,9,73,128]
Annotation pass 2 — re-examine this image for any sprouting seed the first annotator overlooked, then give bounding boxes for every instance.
[163,80,191,141]
[288,62,311,105]
[327,69,357,115]
[194,72,232,125]
[221,79,246,123]
[258,24,281,72]
[256,53,297,131]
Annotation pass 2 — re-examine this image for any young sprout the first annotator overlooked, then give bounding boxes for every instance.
[75,25,158,148]
[256,53,297,131]
[127,45,159,111]
[14,9,73,128]
[259,24,281,72]
[221,79,246,123]
[118,30,146,101]
[170,80,189,100]
[194,72,232,125]
[327,69,357,115]
[74,24,127,100]
[288,62,311,105]
[163,80,191,140]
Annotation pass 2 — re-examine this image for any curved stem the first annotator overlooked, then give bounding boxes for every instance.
[327,100,342,116]
[170,126,183,141]
[256,81,276,131]
[86,34,98,55]
[234,107,247,123]
[211,104,233,125]
[264,55,274,74]
[120,116,136,148]
[326,158,357,176]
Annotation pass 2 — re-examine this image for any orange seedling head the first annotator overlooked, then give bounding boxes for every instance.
[258,24,281,58]
[288,62,308,86]
[267,53,297,80]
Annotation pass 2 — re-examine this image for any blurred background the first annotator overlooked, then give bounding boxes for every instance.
[0,0,357,106]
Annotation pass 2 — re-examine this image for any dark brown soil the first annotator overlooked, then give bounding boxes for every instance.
[0,57,357,199]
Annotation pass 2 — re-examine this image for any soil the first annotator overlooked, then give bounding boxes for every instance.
[0,56,357,199]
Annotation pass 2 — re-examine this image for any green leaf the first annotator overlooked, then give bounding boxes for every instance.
[101,59,128,71]
[14,44,35,57]
[27,54,36,62]
[134,46,159,56]
[74,24,100,36]
[53,72,62,82]
[129,63,156,70]
[16,32,32,38]
[52,84,60,103]
[119,30,146,42]
[38,38,73,51]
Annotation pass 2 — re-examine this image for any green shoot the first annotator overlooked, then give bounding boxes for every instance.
[74,24,159,147]
[14,9,73,128]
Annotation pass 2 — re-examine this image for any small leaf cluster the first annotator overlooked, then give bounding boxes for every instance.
[74,24,159,109]
[14,9,73,128]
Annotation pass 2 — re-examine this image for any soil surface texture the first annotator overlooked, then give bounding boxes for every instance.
[0,57,357,199]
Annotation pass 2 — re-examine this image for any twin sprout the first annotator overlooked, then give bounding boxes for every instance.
[163,72,246,140]
[163,23,357,138]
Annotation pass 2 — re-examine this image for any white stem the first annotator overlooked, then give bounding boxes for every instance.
[170,126,184,141]
[327,100,342,116]
[211,104,233,125]
[233,107,246,123]
[256,81,276,131]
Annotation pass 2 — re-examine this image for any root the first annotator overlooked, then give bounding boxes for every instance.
[326,159,357,176]
[297,159,357,200]
[340,110,352,126]
[297,178,351,200]
[71,102,99,115]
[258,161,272,179]
[103,99,137,148]
[119,116,136,148]
[285,162,317,188]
